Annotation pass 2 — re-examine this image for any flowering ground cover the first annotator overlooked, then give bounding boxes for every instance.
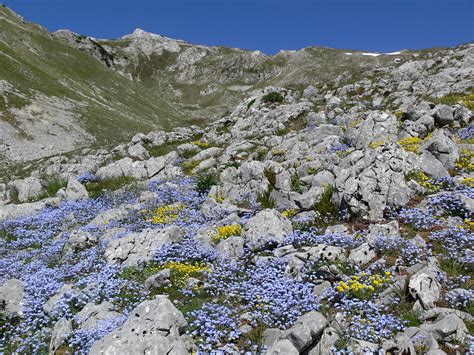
[1,174,473,353]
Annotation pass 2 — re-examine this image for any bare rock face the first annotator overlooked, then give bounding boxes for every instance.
[420,314,469,342]
[90,296,190,355]
[218,161,269,204]
[104,226,183,266]
[351,111,399,149]
[244,209,293,250]
[0,279,24,317]
[9,177,44,203]
[334,144,414,220]
[277,311,328,352]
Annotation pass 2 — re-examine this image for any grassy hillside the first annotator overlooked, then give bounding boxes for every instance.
[0,5,187,153]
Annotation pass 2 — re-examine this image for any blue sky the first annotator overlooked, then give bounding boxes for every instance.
[3,0,474,54]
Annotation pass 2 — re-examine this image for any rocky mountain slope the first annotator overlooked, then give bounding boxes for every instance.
[1,4,474,355]
[0,4,455,178]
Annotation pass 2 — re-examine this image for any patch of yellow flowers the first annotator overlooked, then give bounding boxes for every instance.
[461,177,474,188]
[147,204,185,224]
[282,209,298,218]
[212,224,242,243]
[349,119,364,128]
[369,140,385,149]
[405,168,438,192]
[454,149,474,173]
[193,140,210,149]
[162,261,209,275]
[337,272,392,296]
[398,137,422,154]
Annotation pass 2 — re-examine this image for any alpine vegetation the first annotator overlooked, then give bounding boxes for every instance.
[1,5,474,355]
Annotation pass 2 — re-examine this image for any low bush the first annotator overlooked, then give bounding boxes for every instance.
[262,92,284,104]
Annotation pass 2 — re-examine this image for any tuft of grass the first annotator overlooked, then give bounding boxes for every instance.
[196,172,219,194]
[85,176,136,198]
[291,174,303,193]
[262,92,284,104]
[264,168,277,188]
[313,185,339,228]
[42,179,68,197]
[257,189,276,209]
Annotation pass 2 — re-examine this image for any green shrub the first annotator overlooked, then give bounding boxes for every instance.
[182,160,200,175]
[262,92,284,104]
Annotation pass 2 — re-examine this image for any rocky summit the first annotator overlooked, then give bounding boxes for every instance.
[1,4,473,355]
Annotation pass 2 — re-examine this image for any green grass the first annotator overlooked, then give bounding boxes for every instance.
[84,176,136,198]
[181,160,200,175]
[401,309,422,327]
[146,141,182,158]
[118,262,212,315]
[428,91,474,110]
[264,168,277,188]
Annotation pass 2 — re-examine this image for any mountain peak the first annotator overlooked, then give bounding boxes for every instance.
[122,28,164,40]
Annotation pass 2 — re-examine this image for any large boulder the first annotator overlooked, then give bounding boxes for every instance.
[104,226,183,266]
[266,339,299,355]
[9,177,45,203]
[278,311,327,352]
[0,279,24,317]
[96,157,148,180]
[334,144,414,220]
[0,200,47,222]
[62,230,97,255]
[433,104,454,127]
[408,266,442,310]
[127,143,150,161]
[57,177,89,200]
[218,161,269,204]
[421,130,459,170]
[95,152,180,180]
[90,296,189,354]
[244,209,293,250]
[49,318,73,354]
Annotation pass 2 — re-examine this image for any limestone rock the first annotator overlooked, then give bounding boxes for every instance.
[104,226,183,266]
[90,296,189,354]
[244,209,292,250]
